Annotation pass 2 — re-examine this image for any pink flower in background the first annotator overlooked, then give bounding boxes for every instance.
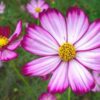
[26,0,49,19]
[38,92,56,100]
[0,1,5,14]
[92,71,100,92]
[0,20,22,61]
[22,7,100,94]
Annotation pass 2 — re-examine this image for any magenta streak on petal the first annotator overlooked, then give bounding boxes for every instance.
[75,58,92,70]
[76,47,100,52]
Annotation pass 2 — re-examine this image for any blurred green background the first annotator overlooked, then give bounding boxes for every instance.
[0,0,100,100]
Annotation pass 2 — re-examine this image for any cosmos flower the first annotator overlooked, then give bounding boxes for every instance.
[0,20,22,61]
[92,71,100,92]
[38,92,56,100]
[22,7,100,94]
[0,1,5,14]
[26,0,49,19]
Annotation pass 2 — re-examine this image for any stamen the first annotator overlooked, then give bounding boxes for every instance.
[35,7,41,13]
[0,35,8,48]
[58,43,76,61]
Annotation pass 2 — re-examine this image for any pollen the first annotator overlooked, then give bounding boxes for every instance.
[0,35,8,48]
[35,7,41,13]
[58,43,76,61]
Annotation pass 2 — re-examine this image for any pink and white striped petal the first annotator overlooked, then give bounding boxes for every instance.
[37,0,45,7]
[7,38,22,50]
[0,49,18,61]
[76,48,100,71]
[26,3,36,13]
[26,3,37,18]
[68,59,95,95]
[41,4,49,10]
[66,7,89,44]
[40,9,67,45]
[30,0,37,6]
[48,62,68,93]
[30,0,45,7]
[22,24,59,56]
[75,20,100,51]
[22,56,61,76]
[9,20,22,42]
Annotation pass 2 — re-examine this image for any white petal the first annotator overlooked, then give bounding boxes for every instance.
[40,9,67,45]
[66,7,89,44]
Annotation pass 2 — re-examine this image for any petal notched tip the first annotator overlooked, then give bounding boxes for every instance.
[39,8,60,19]
[47,86,67,94]
[66,6,88,17]
[73,79,95,95]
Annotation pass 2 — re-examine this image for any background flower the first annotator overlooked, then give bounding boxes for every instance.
[0,20,22,61]
[38,92,57,100]
[26,0,49,19]
[0,1,5,14]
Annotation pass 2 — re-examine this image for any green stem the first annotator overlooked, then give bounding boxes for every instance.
[9,61,32,93]
[68,88,71,100]
[37,19,40,25]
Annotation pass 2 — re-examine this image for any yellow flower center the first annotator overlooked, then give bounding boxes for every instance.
[35,7,41,13]
[0,35,8,48]
[58,43,76,61]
